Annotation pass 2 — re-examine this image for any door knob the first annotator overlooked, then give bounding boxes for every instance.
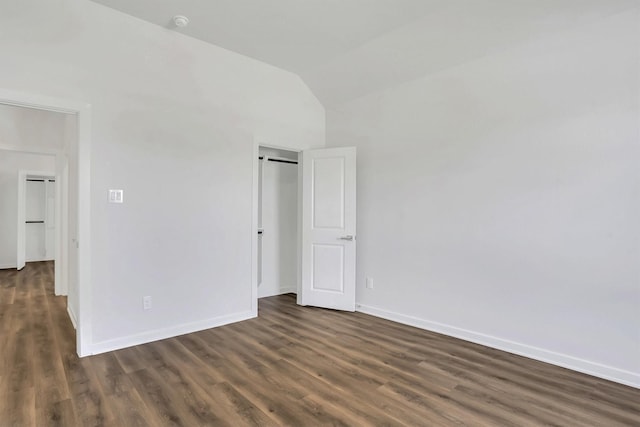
[339,235,354,241]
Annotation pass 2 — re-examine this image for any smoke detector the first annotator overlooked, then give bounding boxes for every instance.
[173,15,189,28]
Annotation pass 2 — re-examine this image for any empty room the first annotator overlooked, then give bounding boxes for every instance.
[0,0,638,425]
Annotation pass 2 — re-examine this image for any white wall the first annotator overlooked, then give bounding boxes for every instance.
[327,8,640,386]
[0,152,56,268]
[0,102,67,268]
[0,0,324,352]
[258,147,298,298]
[0,103,67,152]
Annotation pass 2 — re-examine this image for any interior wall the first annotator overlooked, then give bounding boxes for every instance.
[0,102,66,269]
[0,103,67,152]
[0,152,56,268]
[258,147,298,298]
[0,0,325,352]
[327,8,639,386]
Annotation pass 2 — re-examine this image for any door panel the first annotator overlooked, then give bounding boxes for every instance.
[312,157,345,229]
[300,147,356,311]
[312,244,344,292]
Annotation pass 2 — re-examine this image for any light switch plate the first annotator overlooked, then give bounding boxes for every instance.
[108,189,124,204]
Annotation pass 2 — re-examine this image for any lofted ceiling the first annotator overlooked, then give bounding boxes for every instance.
[89,0,637,106]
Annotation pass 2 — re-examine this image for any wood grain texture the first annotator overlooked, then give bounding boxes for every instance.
[1,262,639,426]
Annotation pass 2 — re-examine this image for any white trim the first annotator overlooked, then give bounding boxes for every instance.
[26,257,55,262]
[297,150,303,301]
[75,104,92,357]
[0,143,61,156]
[54,156,68,296]
[0,263,16,269]
[356,303,640,389]
[67,305,78,330]
[258,287,298,299]
[251,139,259,317]
[16,171,25,270]
[90,310,256,355]
[0,88,85,114]
[0,88,92,358]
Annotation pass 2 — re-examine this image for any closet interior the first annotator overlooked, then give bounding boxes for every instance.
[25,175,56,262]
[257,146,299,298]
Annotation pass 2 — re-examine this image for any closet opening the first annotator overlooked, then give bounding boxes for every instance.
[24,175,57,263]
[257,146,300,301]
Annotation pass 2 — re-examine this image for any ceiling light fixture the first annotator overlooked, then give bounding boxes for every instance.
[173,15,189,28]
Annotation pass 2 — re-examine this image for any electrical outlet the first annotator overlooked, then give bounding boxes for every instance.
[366,277,374,289]
[143,296,152,310]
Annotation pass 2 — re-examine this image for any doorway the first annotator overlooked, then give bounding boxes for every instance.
[0,90,91,357]
[252,144,357,314]
[0,152,53,269]
[24,174,57,263]
[257,146,300,300]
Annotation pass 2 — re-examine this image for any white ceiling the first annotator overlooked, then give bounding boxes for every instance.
[90,0,637,106]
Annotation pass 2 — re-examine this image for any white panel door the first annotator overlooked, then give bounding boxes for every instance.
[300,147,356,311]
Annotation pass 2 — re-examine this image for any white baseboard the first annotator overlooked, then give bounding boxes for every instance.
[89,310,256,356]
[356,303,639,389]
[67,305,78,330]
[258,286,297,299]
[2,260,55,269]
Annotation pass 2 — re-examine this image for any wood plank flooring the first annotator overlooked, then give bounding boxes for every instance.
[1,262,639,426]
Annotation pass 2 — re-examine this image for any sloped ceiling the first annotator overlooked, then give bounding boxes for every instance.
[90,0,638,106]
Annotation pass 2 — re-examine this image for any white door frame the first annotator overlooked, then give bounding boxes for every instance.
[17,169,56,270]
[251,140,302,315]
[0,88,92,357]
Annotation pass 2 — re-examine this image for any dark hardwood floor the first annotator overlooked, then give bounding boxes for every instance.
[1,262,639,426]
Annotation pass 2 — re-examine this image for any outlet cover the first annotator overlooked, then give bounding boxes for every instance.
[108,189,124,203]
